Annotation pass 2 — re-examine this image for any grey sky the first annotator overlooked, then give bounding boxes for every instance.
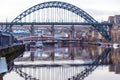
[0,0,120,22]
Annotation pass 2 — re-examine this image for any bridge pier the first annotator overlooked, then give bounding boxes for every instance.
[30,25,34,36]
[49,25,55,43]
[68,25,75,42]
[50,25,54,37]
[45,25,55,37]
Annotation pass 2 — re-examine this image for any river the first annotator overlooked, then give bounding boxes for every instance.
[3,43,120,80]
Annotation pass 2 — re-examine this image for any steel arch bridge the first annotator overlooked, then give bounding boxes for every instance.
[12,1,97,23]
[0,1,112,41]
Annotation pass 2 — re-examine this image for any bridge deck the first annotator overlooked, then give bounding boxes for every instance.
[0,22,112,26]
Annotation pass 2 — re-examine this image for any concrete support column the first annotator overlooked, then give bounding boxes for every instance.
[50,25,54,36]
[69,25,74,40]
[30,25,34,36]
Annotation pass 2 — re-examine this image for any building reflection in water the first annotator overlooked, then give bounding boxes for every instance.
[109,48,120,74]
[10,44,120,80]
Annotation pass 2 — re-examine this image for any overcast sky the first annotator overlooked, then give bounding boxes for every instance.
[0,0,120,22]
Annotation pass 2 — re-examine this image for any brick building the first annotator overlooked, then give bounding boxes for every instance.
[108,15,120,42]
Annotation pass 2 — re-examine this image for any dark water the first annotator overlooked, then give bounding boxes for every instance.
[3,44,120,80]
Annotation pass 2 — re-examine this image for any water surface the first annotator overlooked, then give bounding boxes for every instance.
[3,44,120,80]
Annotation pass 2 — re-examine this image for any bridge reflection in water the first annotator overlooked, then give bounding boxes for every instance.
[9,44,115,80]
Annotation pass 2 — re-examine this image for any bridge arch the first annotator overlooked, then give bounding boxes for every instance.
[12,1,97,23]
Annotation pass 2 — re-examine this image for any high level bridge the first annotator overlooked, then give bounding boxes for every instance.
[0,1,112,41]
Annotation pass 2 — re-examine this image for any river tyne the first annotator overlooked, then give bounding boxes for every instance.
[3,43,120,80]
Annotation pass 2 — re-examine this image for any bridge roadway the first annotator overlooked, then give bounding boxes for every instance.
[0,22,112,31]
[0,22,112,26]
